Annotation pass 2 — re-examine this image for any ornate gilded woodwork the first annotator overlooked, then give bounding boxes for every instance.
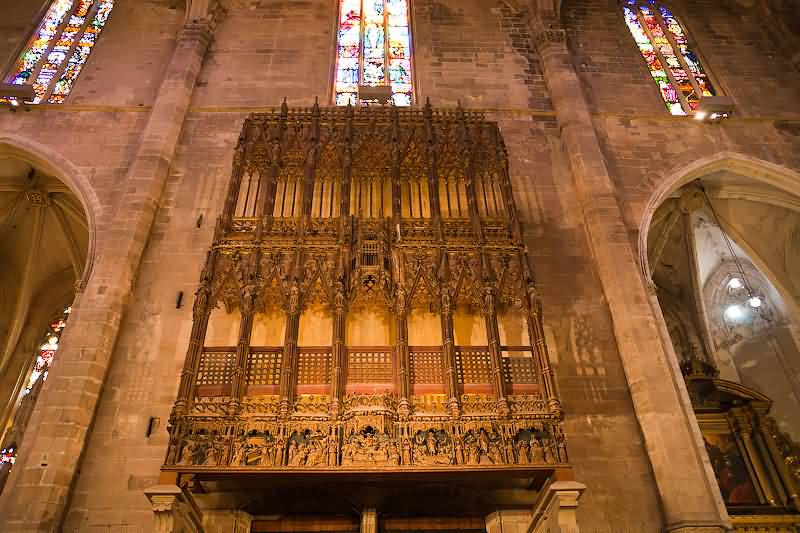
[164,103,566,476]
[684,360,800,514]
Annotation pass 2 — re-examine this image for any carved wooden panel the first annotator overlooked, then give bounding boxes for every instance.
[247,348,282,386]
[297,348,332,385]
[347,348,394,384]
[502,354,538,385]
[197,349,236,386]
[455,347,492,384]
[166,106,568,478]
[410,347,444,384]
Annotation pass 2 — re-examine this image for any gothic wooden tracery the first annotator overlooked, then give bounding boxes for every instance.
[163,103,568,481]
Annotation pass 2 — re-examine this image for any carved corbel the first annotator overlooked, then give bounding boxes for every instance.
[528,480,587,533]
[144,485,203,533]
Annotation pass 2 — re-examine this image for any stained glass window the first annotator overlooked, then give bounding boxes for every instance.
[2,0,114,104]
[623,1,716,115]
[335,0,414,106]
[23,306,71,397]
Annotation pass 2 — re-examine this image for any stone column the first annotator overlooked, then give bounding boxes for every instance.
[1,17,216,533]
[145,485,204,533]
[532,20,731,533]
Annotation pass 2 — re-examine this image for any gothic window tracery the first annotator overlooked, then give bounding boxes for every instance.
[622,0,716,115]
[335,0,414,106]
[0,306,71,479]
[2,0,115,104]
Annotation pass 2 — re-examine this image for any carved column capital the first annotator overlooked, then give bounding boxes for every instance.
[144,485,203,533]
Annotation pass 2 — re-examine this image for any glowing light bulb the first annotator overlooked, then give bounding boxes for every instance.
[748,296,763,308]
[727,278,743,289]
[724,304,745,322]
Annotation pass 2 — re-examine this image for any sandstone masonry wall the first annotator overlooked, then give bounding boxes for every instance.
[0,0,797,531]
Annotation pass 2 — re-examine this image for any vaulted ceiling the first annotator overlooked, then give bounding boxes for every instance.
[648,171,800,325]
[0,156,88,392]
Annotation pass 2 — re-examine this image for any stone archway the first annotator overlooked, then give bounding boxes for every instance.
[0,135,99,288]
[0,140,95,495]
[638,153,800,317]
[638,153,800,518]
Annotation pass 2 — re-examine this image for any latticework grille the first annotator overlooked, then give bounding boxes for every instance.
[502,354,538,384]
[347,348,393,383]
[246,348,282,385]
[410,348,444,384]
[297,348,331,385]
[196,349,236,386]
[455,347,492,384]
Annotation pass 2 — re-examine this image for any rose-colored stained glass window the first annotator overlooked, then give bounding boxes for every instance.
[335,0,414,106]
[623,1,716,115]
[2,0,114,104]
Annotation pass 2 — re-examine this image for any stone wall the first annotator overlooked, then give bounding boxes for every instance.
[0,0,797,531]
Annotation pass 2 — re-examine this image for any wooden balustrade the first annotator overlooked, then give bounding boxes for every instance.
[193,345,539,402]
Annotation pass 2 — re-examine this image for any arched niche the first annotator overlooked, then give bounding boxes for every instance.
[639,155,800,515]
[0,141,93,493]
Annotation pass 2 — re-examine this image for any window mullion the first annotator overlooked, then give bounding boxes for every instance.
[29,1,81,96]
[636,7,690,114]
[654,7,704,107]
[43,0,99,103]
[384,0,390,91]
[359,0,365,91]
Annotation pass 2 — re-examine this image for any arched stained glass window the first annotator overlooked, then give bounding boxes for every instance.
[0,306,71,490]
[2,0,114,104]
[623,1,716,115]
[335,0,414,106]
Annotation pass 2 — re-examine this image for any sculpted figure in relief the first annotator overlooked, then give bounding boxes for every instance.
[230,437,247,466]
[179,438,196,466]
[505,438,516,464]
[413,429,453,465]
[516,440,530,464]
[530,439,545,463]
[401,437,412,466]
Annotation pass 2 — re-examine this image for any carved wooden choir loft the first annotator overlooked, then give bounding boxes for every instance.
[161,103,572,519]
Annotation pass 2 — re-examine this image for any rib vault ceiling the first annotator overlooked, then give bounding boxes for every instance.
[0,156,88,406]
